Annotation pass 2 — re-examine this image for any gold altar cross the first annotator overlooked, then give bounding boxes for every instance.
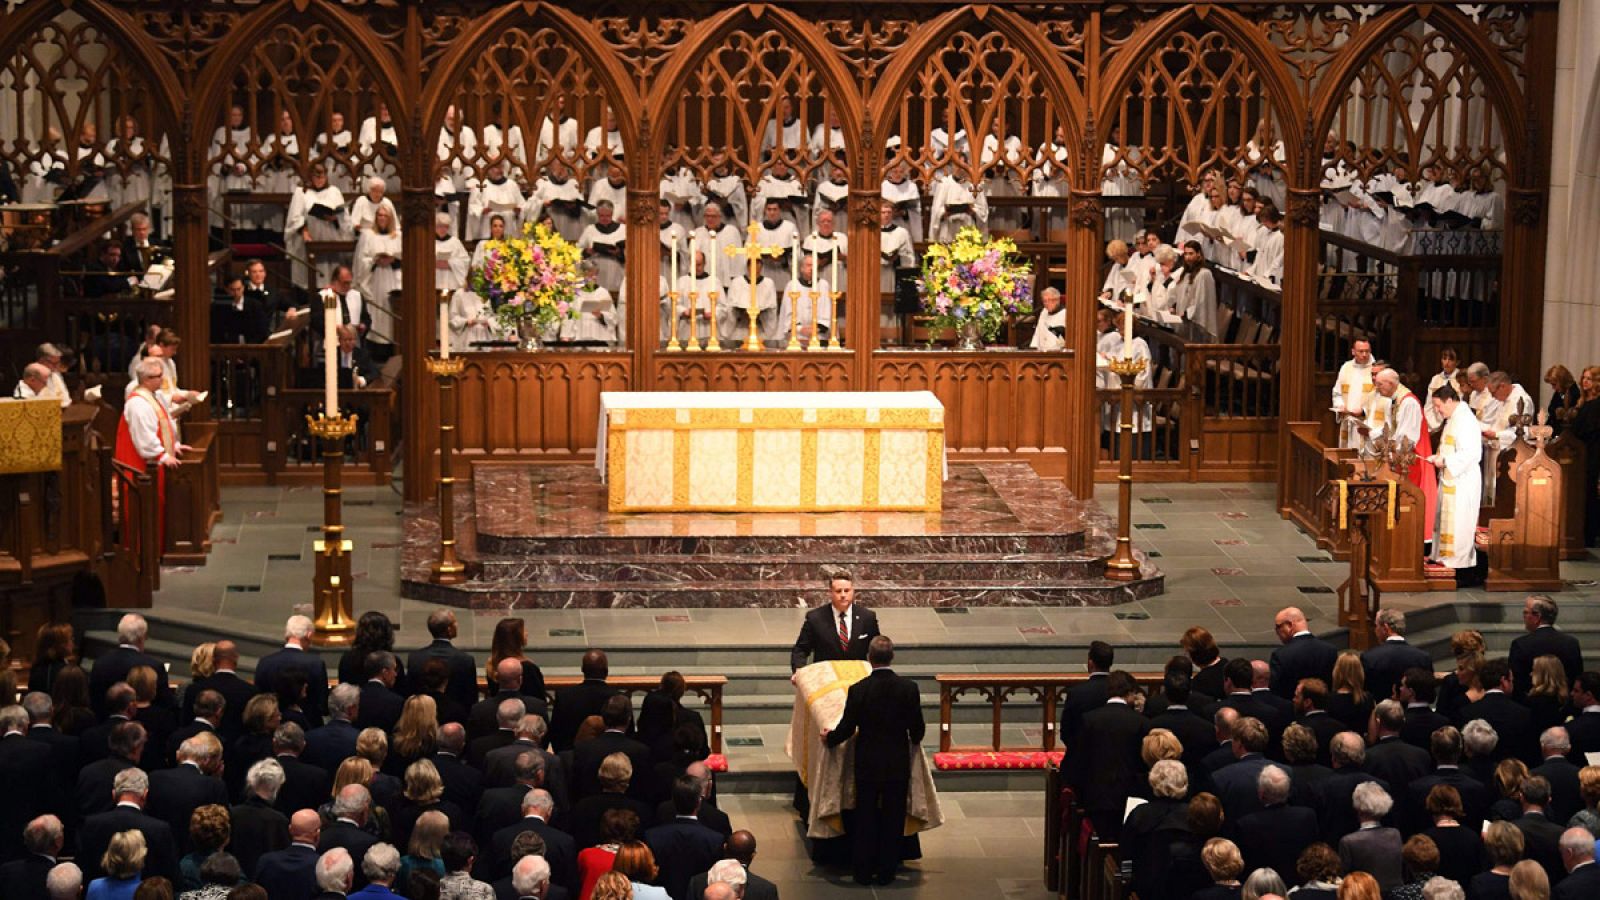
[726,221,785,351]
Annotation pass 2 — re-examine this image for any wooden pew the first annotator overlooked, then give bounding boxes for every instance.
[543,674,728,755]
[1484,438,1565,591]
[1547,433,1589,560]
[162,421,222,565]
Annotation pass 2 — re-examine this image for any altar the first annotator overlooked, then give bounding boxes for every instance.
[596,391,947,513]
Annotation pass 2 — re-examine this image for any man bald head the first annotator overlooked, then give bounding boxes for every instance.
[213,640,239,670]
[1274,607,1308,643]
[1250,660,1271,689]
[290,809,323,845]
[703,883,738,900]
[495,657,524,691]
[726,830,758,866]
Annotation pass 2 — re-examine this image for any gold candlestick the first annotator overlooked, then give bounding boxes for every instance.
[725,222,785,353]
[827,290,845,350]
[307,412,359,645]
[685,291,702,351]
[706,290,722,351]
[1104,355,1147,582]
[785,289,803,351]
[806,291,823,351]
[424,356,467,585]
[665,290,683,351]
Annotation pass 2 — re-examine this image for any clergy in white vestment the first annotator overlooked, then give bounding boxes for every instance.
[284,164,349,289]
[353,205,402,349]
[357,104,402,194]
[1140,246,1180,317]
[777,256,834,344]
[1031,288,1067,352]
[1247,206,1285,288]
[523,162,590,240]
[1170,242,1220,338]
[1092,308,1153,434]
[259,110,301,228]
[577,201,627,296]
[12,363,68,408]
[802,211,848,296]
[1124,230,1162,297]
[1360,369,1438,541]
[1428,383,1483,570]
[436,105,478,194]
[1478,371,1534,504]
[349,177,397,235]
[433,213,471,297]
[116,359,186,549]
[561,261,619,345]
[691,204,742,293]
[809,112,846,163]
[449,288,500,352]
[752,201,799,296]
[720,269,780,346]
[881,162,924,243]
[584,108,623,158]
[467,159,525,241]
[1331,339,1376,449]
[928,171,988,242]
[813,166,850,233]
[209,106,257,229]
[751,158,808,234]
[664,251,716,345]
[1424,350,1462,431]
[705,154,748,231]
[760,97,805,159]
[878,200,917,297]
[29,344,71,407]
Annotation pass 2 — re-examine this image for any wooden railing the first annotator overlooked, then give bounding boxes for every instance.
[1282,421,1355,558]
[936,672,1165,755]
[541,674,729,755]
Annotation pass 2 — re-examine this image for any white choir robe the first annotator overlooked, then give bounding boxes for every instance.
[1246,139,1287,209]
[528,176,592,241]
[584,179,628,232]
[1172,266,1220,337]
[1032,307,1067,352]
[1094,334,1154,432]
[720,275,780,344]
[1432,401,1483,569]
[800,232,848,304]
[436,126,478,193]
[561,286,618,345]
[1031,144,1070,238]
[660,169,704,235]
[353,228,402,346]
[778,277,833,343]
[691,224,743,293]
[751,175,808,233]
[285,184,350,289]
[1100,261,1131,300]
[985,172,1026,235]
[13,374,71,408]
[1248,228,1284,288]
[535,117,580,164]
[879,223,916,333]
[705,174,748,231]
[105,136,163,220]
[760,117,805,158]
[357,117,402,193]
[881,177,924,243]
[481,125,527,179]
[1424,370,1457,430]
[1142,274,1178,320]
[583,127,623,158]
[813,179,850,233]
[1126,252,1160,297]
[929,176,988,242]
[349,195,396,234]
[578,223,627,295]
[449,290,500,351]
[809,124,846,162]
[316,129,355,193]
[1331,359,1375,449]
[665,273,716,344]
[751,219,798,295]
[468,177,526,241]
[259,132,301,222]
[1179,191,1212,235]
[1100,143,1144,241]
[434,235,471,295]
[209,125,257,228]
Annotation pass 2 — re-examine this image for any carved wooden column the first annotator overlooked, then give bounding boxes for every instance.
[1276,187,1322,510]
[846,190,882,387]
[400,185,438,502]
[1063,190,1102,499]
[170,180,212,420]
[1501,187,1547,384]
[625,187,661,389]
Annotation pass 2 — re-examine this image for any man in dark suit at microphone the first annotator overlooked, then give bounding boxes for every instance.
[823,636,925,886]
[791,570,880,671]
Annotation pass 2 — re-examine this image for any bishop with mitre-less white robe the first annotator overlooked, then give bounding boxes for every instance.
[1430,394,1483,570]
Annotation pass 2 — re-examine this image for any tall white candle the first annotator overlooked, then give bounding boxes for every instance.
[1122,302,1134,358]
[830,237,838,295]
[790,237,800,285]
[670,227,679,287]
[709,236,718,285]
[809,234,819,291]
[439,298,450,360]
[323,296,338,417]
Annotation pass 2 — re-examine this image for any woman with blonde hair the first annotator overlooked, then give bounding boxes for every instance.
[590,871,635,900]
[1469,821,1524,900]
[87,829,146,899]
[394,759,464,851]
[1507,859,1549,900]
[1491,758,1531,822]
[398,809,449,888]
[225,694,280,796]
[321,756,392,840]
[1329,650,1374,731]
[1568,766,1600,836]
[1438,629,1487,722]
[1525,655,1570,734]
[355,726,405,815]
[389,694,440,776]
[1195,837,1244,900]
[611,841,668,900]
[126,664,177,764]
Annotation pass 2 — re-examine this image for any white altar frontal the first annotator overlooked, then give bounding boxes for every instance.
[596,391,947,513]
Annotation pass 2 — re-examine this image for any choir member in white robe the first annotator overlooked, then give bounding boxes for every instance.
[315,111,355,194]
[663,251,714,346]
[481,122,527,181]
[879,198,917,320]
[1246,207,1284,287]
[284,164,349,290]
[1479,372,1534,502]
[658,203,687,283]
[1092,308,1154,436]
[1170,242,1220,337]
[809,112,846,164]
[1331,339,1376,449]
[468,159,525,241]
[21,128,65,204]
[436,105,477,194]
[1100,133,1144,242]
[1179,173,1219,235]
[881,162,924,243]
[1029,138,1071,240]
[259,110,301,230]
[660,163,703,235]
[561,262,619,346]
[69,126,112,205]
[357,104,402,195]
[1424,350,1462,431]
[813,165,850,233]
[583,108,623,159]
[209,106,257,229]
[433,212,471,297]
[928,170,988,241]
[353,205,402,350]
[1125,230,1163,297]
[752,201,799,295]
[778,256,833,344]
[720,270,780,346]
[349,177,396,235]
[705,153,748,231]
[577,201,627,296]
[1181,191,1232,265]
[1244,121,1287,210]
[449,288,499,352]
[1428,384,1482,570]
[534,97,580,165]
[1141,246,1180,317]
[526,160,590,243]
[691,204,742,293]
[12,363,68,408]
[752,158,808,234]
[1099,240,1134,303]
[760,97,804,159]
[802,211,847,300]
[106,116,164,227]
[584,163,628,234]
[1031,287,1067,352]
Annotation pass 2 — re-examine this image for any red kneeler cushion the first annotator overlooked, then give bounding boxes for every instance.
[703,754,728,773]
[932,750,1065,770]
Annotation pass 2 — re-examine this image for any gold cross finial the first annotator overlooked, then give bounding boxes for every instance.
[727,221,784,273]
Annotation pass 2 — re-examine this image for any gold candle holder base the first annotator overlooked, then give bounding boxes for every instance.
[665,290,683,352]
[306,411,359,645]
[685,292,703,351]
[827,291,845,350]
[785,289,803,351]
[423,356,465,378]
[807,291,823,351]
[1104,356,1147,582]
[706,291,723,351]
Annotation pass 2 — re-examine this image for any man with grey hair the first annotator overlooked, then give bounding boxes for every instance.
[489,788,573,891]
[77,766,179,883]
[1362,608,1431,702]
[0,704,52,856]
[1533,726,1583,823]
[481,750,549,844]
[12,362,56,404]
[1318,731,1381,842]
[305,681,362,773]
[317,846,355,896]
[275,720,334,815]
[434,210,471,296]
[511,854,553,900]
[1464,361,1491,415]
[77,718,146,816]
[409,608,479,713]
[1420,876,1465,900]
[1461,717,1501,778]
[44,862,81,900]
[231,757,290,877]
[148,733,229,849]
[1346,781,1403,889]
[320,784,380,876]
[1234,764,1319,883]
[655,760,732,839]
[704,859,748,898]
[89,612,171,715]
[1029,286,1066,351]
[485,713,557,793]
[470,694,526,767]
[0,814,64,897]
[1365,699,1432,789]
[256,613,331,720]
[1556,826,1600,899]
[1511,595,1585,698]
[357,842,401,894]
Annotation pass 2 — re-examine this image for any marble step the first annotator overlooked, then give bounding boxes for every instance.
[472,552,1114,584]
[400,571,1166,609]
[474,529,1087,558]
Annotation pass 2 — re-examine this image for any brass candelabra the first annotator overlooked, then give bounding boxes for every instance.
[425,356,467,585]
[307,412,358,644]
[1104,355,1146,581]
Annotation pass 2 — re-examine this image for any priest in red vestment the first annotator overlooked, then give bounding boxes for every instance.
[115,359,187,553]
[1362,368,1437,542]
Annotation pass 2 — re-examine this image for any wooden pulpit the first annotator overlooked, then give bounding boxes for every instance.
[1322,476,1405,650]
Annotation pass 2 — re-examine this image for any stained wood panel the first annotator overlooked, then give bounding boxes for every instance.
[653,353,853,393]
[454,353,632,456]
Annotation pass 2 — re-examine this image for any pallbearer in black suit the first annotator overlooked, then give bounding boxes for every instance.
[823,636,925,886]
[1269,607,1338,699]
[1511,596,1585,698]
[790,571,880,672]
[1362,609,1433,702]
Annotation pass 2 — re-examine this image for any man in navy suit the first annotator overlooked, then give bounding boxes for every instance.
[305,683,363,774]
[1556,826,1600,900]
[1362,609,1433,702]
[255,809,322,899]
[76,768,180,884]
[255,615,331,720]
[407,609,480,714]
[355,652,405,735]
[1269,607,1338,699]
[1510,595,1585,698]
[1210,716,1274,821]
[318,785,381,887]
[88,613,173,717]
[549,650,621,753]
[1063,671,1152,841]
[824,636,925,886]
[643,775,725,900]
[790,571,880,671]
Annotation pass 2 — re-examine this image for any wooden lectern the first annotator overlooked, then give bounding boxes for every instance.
[1322,476,1400,651]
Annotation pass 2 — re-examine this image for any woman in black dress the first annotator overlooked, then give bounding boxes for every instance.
[1544,365,1581,434]
[1570,366,1600,547]
[28,622,76,696]
[487,617,546,703]
[1328,651,1374,733]
[341,611,407,691]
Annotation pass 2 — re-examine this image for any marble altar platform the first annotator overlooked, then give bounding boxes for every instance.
[399,461,1163,609]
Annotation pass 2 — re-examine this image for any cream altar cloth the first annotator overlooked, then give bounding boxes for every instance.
[596,391,947,513]
[785,660,944,839]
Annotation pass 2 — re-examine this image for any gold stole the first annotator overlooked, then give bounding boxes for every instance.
[133,387,176,456]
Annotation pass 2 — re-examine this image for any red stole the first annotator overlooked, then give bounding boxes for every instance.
[1399,390,1438,541]
[114,389,175,555]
